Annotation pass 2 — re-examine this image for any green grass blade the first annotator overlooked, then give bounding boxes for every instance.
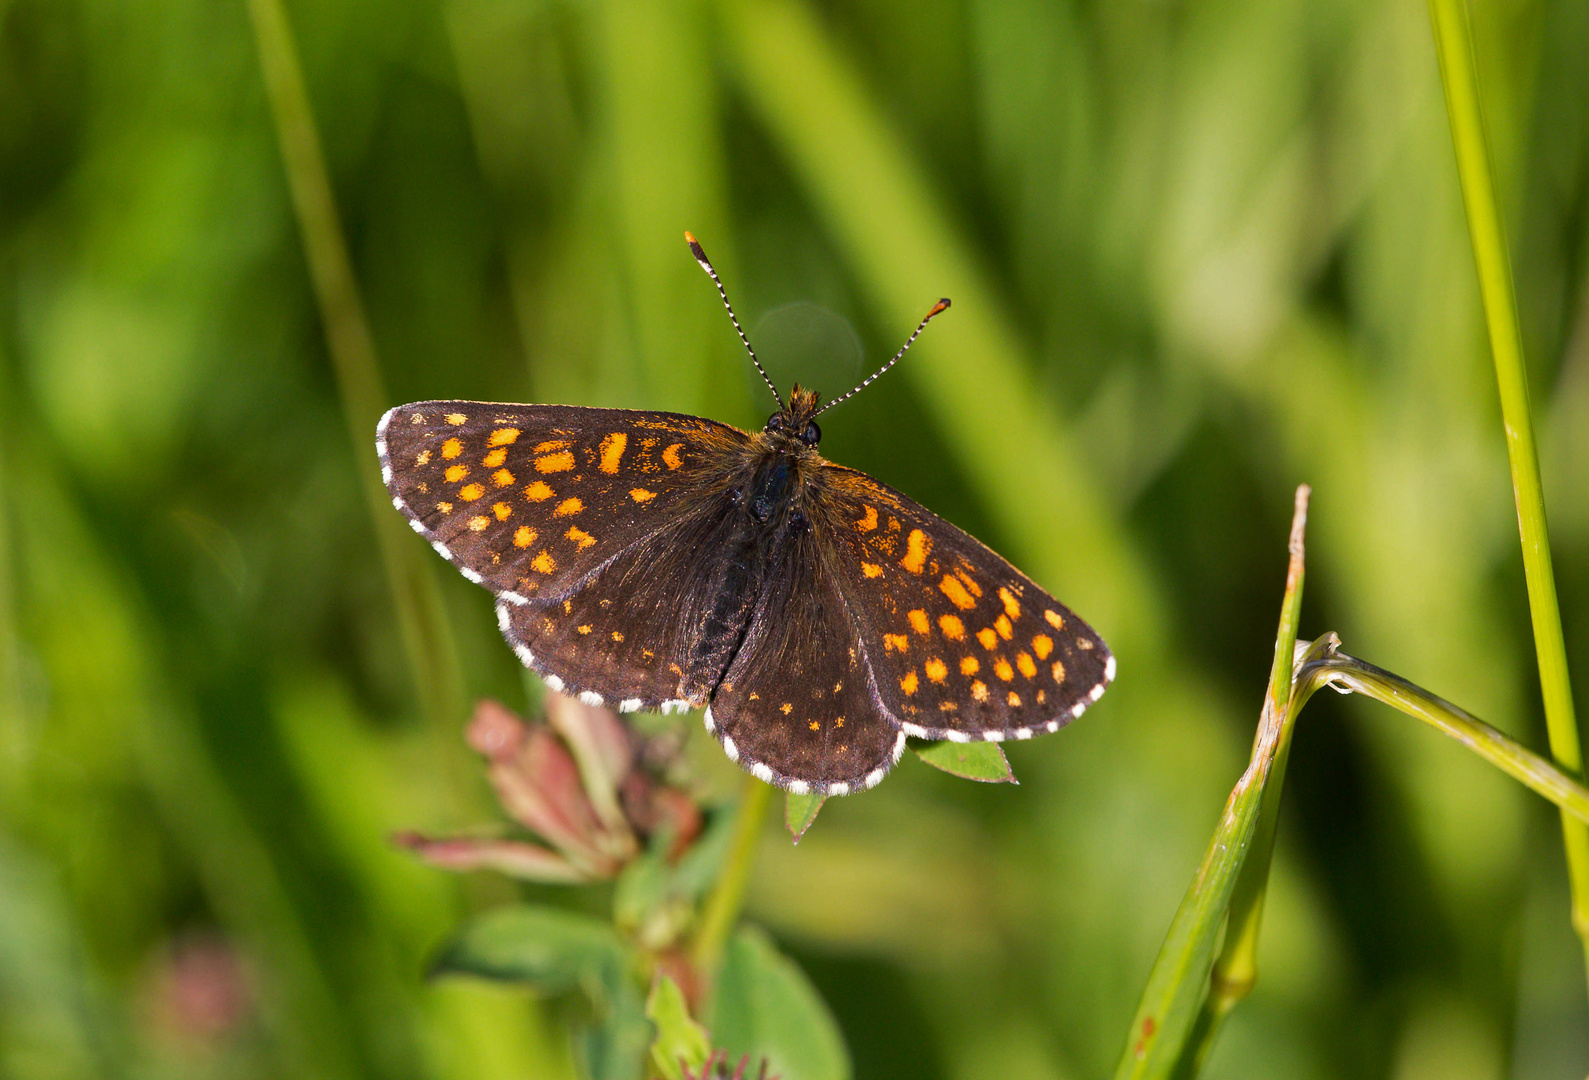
[1173,487,1313,1075]
[1298,647,1589,826]
[1428,0,1589,983]
[246,0,464,727]
[1114,488,1311,1079]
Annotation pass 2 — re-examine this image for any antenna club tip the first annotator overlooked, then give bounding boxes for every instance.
[928,298,951,318]
[683,230,696,244]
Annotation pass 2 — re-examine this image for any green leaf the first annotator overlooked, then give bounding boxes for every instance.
[709,926,851,1080]
[646,976,712,1080]
[431,905,651,1080]
[432,904,630,990]
[912,739,1016,783]
[784,792,825,843]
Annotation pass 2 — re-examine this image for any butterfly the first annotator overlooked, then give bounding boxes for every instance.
[377,234,1113,795]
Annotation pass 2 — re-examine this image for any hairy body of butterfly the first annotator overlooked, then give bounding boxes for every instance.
[377,386,1114,796]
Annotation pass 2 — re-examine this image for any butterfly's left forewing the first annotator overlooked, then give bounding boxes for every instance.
[815,466,1114,743]
[380,401,763,710]
[378,401,750,603]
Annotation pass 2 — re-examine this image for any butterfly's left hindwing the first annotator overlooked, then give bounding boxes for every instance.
[378,401,751,603]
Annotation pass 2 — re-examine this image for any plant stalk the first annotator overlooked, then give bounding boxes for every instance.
[1428,0,1589,984]
[690,774,773,982]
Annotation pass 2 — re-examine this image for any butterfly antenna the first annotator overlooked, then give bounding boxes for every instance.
[685,232,784,410]
[813,298,951,417]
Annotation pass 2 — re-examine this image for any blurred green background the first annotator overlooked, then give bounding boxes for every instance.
[3,0,1589,1076]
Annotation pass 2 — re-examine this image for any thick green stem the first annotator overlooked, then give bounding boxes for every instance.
[1428,0,1589,982]
[246,0,464,728]
[690,775,773,982]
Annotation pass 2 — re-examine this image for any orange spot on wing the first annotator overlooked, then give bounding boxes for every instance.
[577,625,592,635]
[884,633,909,653]
[861,562,883,578]
[856,506,878,532]
[458,483,486,501]
[513,526,537,548]
[445,412,467,425]
[976,627,998,650]
[939,614,965,640]
[482,448,507,467]
[630,488,656,503]
[468,516,489,531]
[488,428,520,446]
[954,568,983,597]
[554,497,583,517]
[1007,691,1021,707]
[436,501,453,514]
[524,481,554,501]
[535,451,575,473]
[998,587,1021,619]
[1017,652,1037,678]
[995,614,1014,639]
[611,631,624,642]
[1051,660,1067,683]
[960,655,980,676]
[940,575,977,610]
[565,526,595,549]
[441,438,464,460]
[994,658,1014,681]
[809,720,820,731]
[1032,634,1053,660]
[493,502,512,520]
[901,671,919,695]
[971,680,989,702]
[1045,609,1065,630]
[598,432,628,474]
[533,440,570,453]
[907,609,930,635]
[900,529,931,573]
[415,449,431,465]
[531,551,556,574]
[924,658,948,683]
[491,469,514,487]
[780,703,794,715]
[662,443,684,469]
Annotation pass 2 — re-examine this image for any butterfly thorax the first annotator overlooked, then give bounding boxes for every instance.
[738,385,829,526]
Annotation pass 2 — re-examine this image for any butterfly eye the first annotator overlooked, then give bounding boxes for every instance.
[800,421,821,446]
[766,412,785,432]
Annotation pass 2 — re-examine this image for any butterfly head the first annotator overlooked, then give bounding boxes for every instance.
[763,385,823,448]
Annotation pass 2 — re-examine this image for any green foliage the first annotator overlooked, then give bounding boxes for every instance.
[910,738,1017,783]
[646,976,712,1080]
[434,906,650,1080]
[784,792,825,844]
[710,928,850,1080]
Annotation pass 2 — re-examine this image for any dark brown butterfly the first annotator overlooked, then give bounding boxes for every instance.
[377,235,1112,795]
